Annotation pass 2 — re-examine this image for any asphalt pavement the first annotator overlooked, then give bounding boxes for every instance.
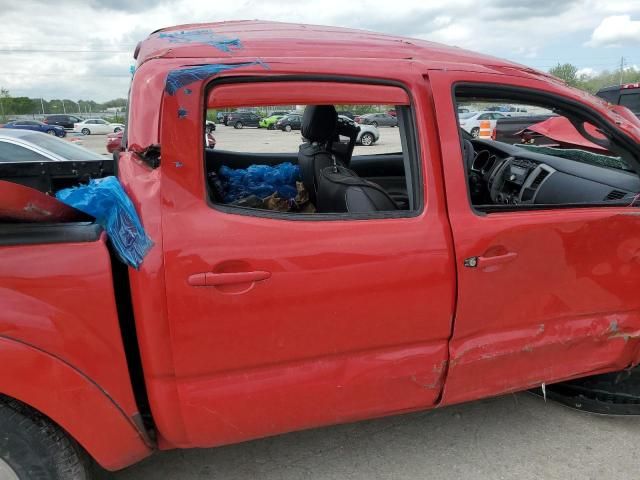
[113,393,640,479]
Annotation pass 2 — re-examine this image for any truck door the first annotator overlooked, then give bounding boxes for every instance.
[158,72,455,447]
[429,70,640,405]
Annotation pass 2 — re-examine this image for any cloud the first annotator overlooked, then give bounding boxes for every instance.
[587,15,640,47]
[576,67,597,77]
[0,0,637,101]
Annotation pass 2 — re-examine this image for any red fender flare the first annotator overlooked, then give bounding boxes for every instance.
[0,336,152,471]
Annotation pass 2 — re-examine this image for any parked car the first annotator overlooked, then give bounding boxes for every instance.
[226,111,261,129]
[73,118,124,135]
[3,20,640,480]
[336,110,356,119]
[458,111,507,137]
[355,112,397,127]
[0,128,103,162]
[596,82,640,118]
[259,114,285,129]
[205,120,216,133]
[338,115,380,145]
[276,113,303,131]
[268,110,291,117]
[216,111,232,123]
[2,120,66,137]
[106,130,123,154]
[44,114,84,129]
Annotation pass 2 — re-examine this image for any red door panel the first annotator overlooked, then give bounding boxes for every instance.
[158,75,455,447]
[429,70,640,405]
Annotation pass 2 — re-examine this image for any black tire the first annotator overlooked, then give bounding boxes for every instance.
[360,132,375,146]
[470,127,480,138]
[284,124,292,132]
[57,130,67,138]
[371,121,378,128]
[81,128,90,136]
[0,397,90,479]
[46,129,56,136]
[234,121,243,129]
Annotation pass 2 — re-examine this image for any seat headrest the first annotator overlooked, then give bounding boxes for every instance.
[301,105,337,143]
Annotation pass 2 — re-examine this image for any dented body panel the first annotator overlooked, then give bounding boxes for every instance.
[3,20,640,471]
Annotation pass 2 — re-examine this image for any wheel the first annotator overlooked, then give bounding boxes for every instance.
[113,127,122,133]
[371,121,378,128]
[81,128,90,136]
[284,124,292,132]
[470,127,480,138]
[360,132,375,146]
[56,130,66,138]
[234,121,243,129]
[267,124,274,130]
[0,397,90,479]
[46,129,56,136]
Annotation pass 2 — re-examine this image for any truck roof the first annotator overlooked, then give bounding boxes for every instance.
[136,20,533,73]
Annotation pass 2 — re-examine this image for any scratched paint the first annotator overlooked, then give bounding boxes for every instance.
[158,29,242,53]
[165,61,268,95]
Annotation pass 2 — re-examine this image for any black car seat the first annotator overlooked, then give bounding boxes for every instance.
[316,165,398,213]
[298,105,339,204]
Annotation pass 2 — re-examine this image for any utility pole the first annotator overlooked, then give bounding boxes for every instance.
[619,56,625,85]
[61,99,66,114]
[40,97,45,115]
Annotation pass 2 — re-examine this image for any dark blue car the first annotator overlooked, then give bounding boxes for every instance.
[3,120,66,137]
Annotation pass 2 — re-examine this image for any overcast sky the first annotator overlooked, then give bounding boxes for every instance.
[0,0,638,102]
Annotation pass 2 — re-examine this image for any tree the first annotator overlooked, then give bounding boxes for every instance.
[549,63,579,87]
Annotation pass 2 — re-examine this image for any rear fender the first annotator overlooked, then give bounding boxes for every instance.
[0,336,152,471]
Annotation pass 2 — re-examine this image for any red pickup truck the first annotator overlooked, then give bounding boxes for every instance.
[2,21,640,479]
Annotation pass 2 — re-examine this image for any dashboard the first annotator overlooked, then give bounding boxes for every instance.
[466,139,640,208]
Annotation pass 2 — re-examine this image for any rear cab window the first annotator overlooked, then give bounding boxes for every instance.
[203,80,422,218]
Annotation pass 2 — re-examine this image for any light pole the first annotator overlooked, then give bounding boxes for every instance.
[61,99,66,114]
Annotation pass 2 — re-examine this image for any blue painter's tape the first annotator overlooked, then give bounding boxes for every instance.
[178,107,188,118]
[165,61,268,95]
[159,29,242,53]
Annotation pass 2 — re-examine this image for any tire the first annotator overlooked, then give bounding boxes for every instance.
[284,124,292,132]
[360,132,375,146]
[0,396,90,479]
[113,127,122,133]
[46,129,56,136]
[81,128,90,136]
[470,127,480,138]
[267,124,274,130]
[56,130,67,138]
[234,121,243,129]
[371,121,378,128]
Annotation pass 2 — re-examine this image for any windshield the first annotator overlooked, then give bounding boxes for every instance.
[22,133,104,160]
[459,112,476,119]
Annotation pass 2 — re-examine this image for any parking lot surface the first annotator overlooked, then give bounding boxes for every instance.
[79,123,403,156]
[114,393,640,479]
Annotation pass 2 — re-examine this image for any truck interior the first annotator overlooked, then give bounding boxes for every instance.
[205,80,421,218]
[455,85,640,213]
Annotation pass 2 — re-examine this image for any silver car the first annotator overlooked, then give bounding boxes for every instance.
[0,129,104,162]
[338,115,380,146]
[356,112,398,127]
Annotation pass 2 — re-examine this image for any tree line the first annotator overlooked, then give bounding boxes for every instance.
[548,63,640,93]
[0,89,127,118]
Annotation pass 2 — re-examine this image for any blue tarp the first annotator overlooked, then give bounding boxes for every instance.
[218,163,301,203]
[56,176,153,269]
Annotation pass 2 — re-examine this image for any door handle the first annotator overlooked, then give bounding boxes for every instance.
[187,270,271,287]
[464,252,518,269]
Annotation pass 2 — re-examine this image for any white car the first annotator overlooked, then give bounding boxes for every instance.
[458,111,507,137]
[73,118,124,135]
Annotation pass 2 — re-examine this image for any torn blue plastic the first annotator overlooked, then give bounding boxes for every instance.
[56,176,153,269]
[165,61,268,95]
[218,163,301,203]
[159,29,242,53]
[178,107,188,118]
